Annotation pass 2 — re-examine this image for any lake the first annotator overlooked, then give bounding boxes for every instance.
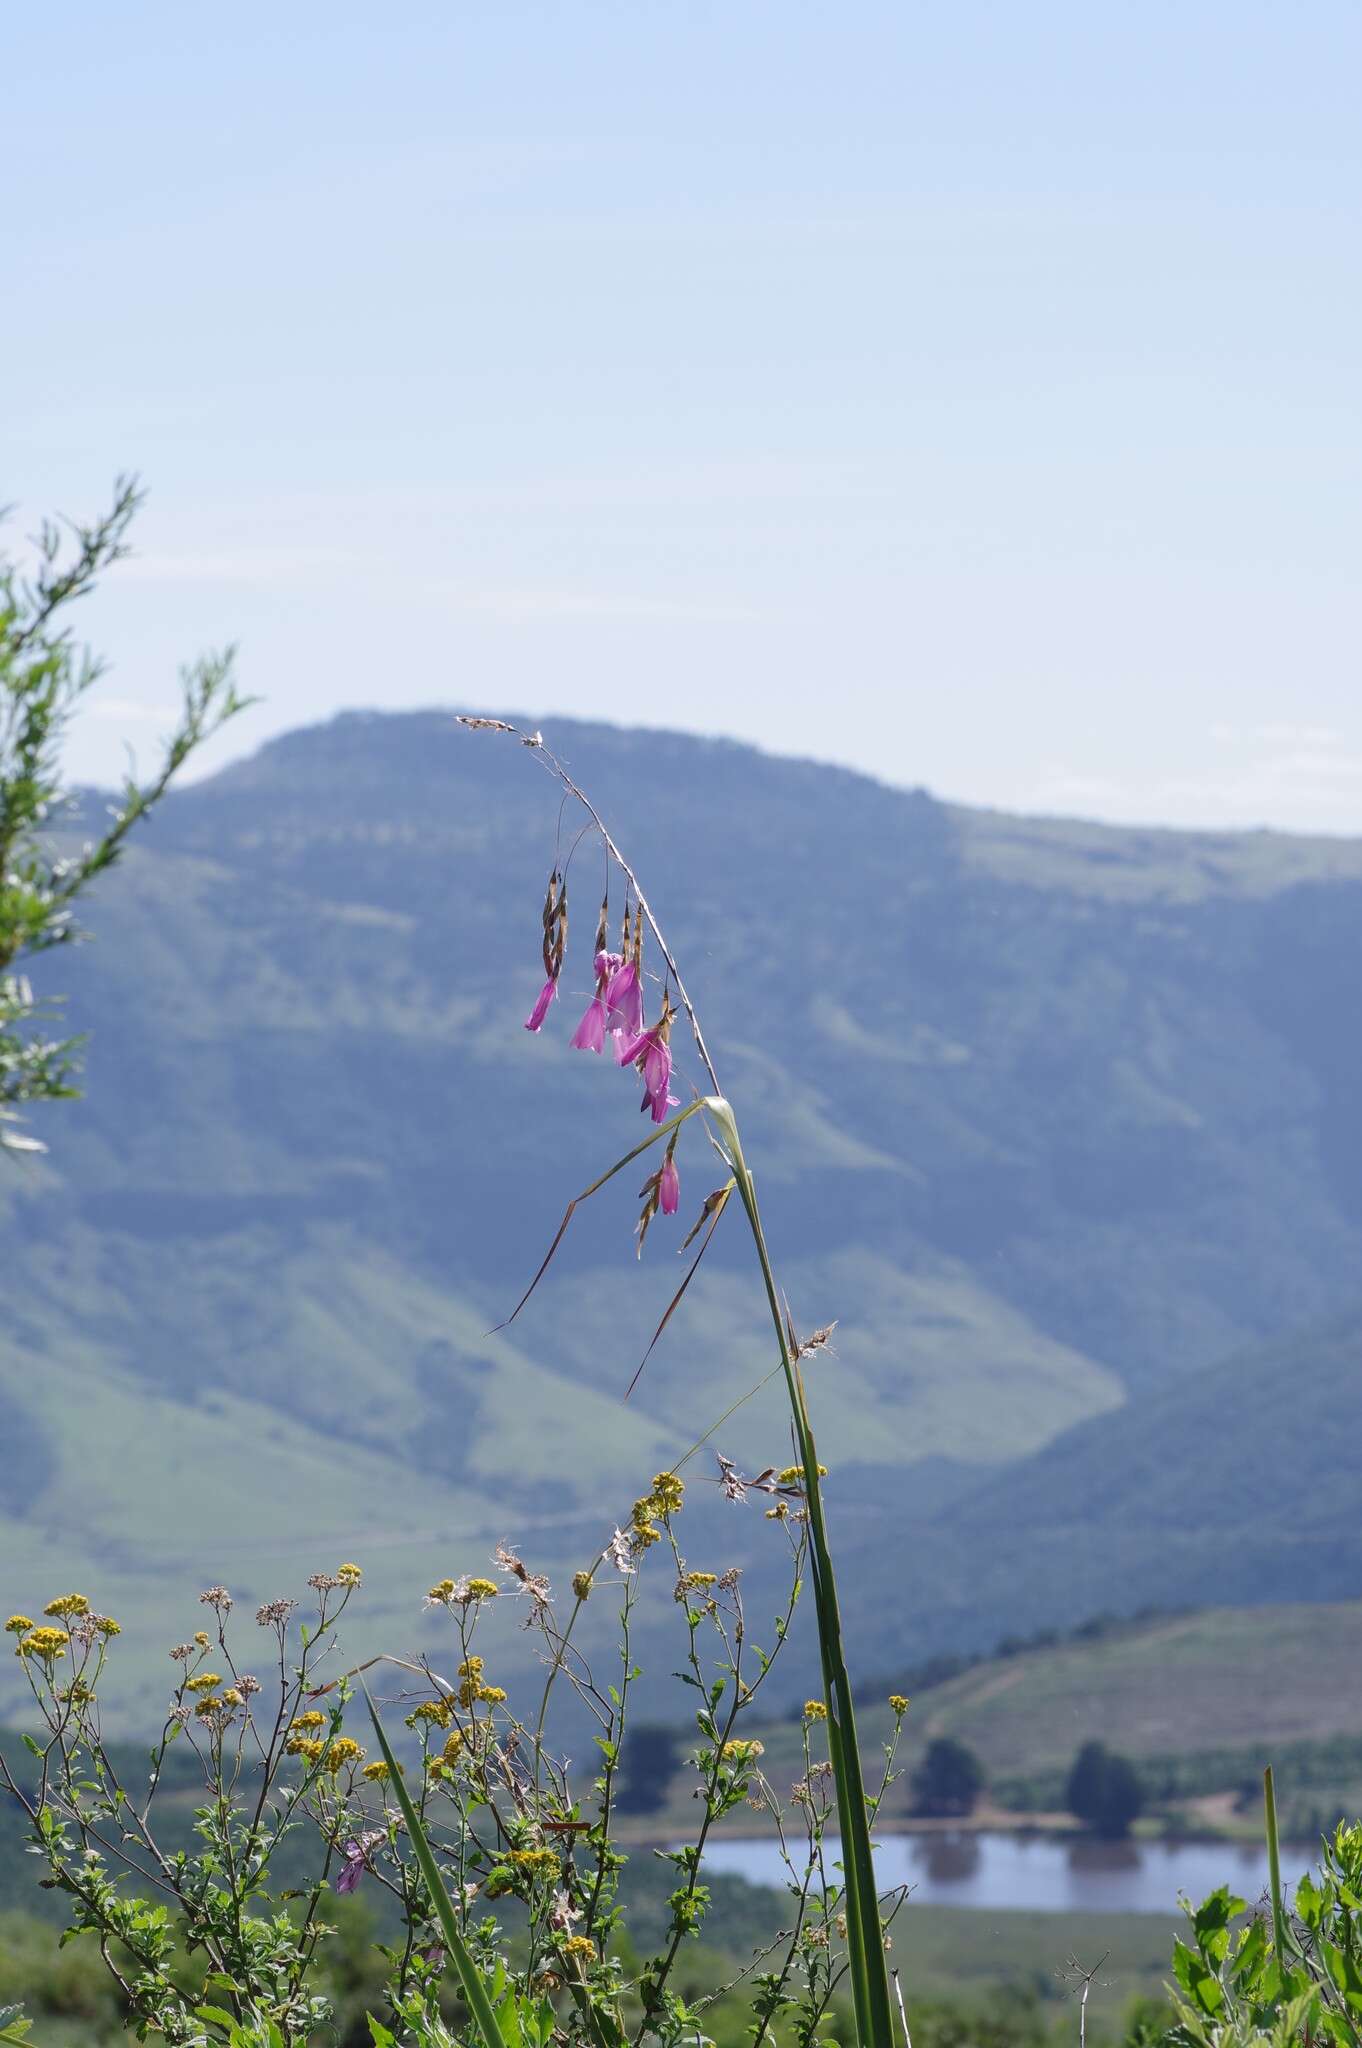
[702,1830,1314,1915]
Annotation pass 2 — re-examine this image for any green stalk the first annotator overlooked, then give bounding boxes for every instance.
[1264,1766,1291,1966]
[710,1098,895,2048]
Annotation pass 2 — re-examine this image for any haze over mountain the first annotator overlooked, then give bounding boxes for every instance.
[3,711,1360,1721]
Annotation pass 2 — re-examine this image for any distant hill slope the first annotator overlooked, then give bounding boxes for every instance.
[847,1311,1362,1655]
[3,710,1361,1719]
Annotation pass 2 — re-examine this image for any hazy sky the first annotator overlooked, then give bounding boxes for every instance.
[5,4,1359,832]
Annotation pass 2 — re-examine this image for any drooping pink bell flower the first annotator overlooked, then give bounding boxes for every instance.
[524,977,558,1033]
[571,952,621,1054]
[335,1841,367,1894]
[659,1152,680,1216]
[605,957,644,1038]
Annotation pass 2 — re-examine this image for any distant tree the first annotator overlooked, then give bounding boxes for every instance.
[910,1736,985,1818]
[1066,1740,1144,1838]
[0,477,248,1153]
[615,1722,681,1815]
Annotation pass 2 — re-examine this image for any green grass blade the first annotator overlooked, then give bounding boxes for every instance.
[715,1100,895,2047]
[364,1684,505,2048]
[1264,1765,1292,1964]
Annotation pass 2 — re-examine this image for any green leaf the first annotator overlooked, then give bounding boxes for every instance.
[364,1683,505,2048]
[366,2021,396,2048]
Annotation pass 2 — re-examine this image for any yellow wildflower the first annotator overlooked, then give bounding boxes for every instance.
[222,1689,243,1708]
[803,1700,828,1722]
[510,1847,559,1877]
[289,1711,327,1732]
[457,1656,484,1679]
[17,1627,69,1662]
[336,1563,363,1586]
[5,1616,34,1635]
[288,1737,325,1763]
[408,1699,451,1729]
[441,1730,464,1765]
[720,1739,764,1763]
[323,1737,365,1773]
[562,1934,595,1961]
[194,1631,210,1648]
[427,1577,456,1603]
[888,1694,909,1716]
[96,1617,121,1637]
[465,1577,498,1600]
[194,1697,225,1719]
[362,1760,392,1782]
[186,1672,223,1693]
[571,1571,593,1600]
[631,1521,661,1551]
[631,1495,660,1532]
[477,1684,507,1705]
[765,1503,789,1520]
[43,1594,89,1619]
[650,1471,685,1515]
[777,1464,828,1488]
[678,1572,717,1596]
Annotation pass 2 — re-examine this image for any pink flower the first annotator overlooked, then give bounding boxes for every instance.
[605,958,644,1038]
[524,977,558,1033]
[571,952,621,1054]
[335,1841,367,1894]
[659,1153,680,1216]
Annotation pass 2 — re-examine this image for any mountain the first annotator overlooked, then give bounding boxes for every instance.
[3,709,1361,1723]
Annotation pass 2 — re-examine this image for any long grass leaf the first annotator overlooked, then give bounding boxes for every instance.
[492,1100,707,1330]
[624,1180,733,1398]
[363,1685,504,2048]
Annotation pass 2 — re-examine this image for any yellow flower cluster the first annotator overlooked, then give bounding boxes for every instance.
[510,1847,560,1878]
[362,1760,393,1783]
[562,1934,595,1961]
[678,1572,717,1596]
[194,1632,210,1648]
[571,1571,593,1600]
[720,1739,764,1764]
[465,1577,499,1600]
[323,1737,364,1773]
[336,1563,363,1587]
[427,1578,456,1603]
[803,1700,828,1722]
[222,1689,243,1708]
[96,1617,121,1637]
[650,1471,685,1515]
[186,1672,223,1693]
[765,1503,789,1520]
[441,1730,464,1765]
[5,1616,34,1636]
[15,1627,69,1662]
[289,1737,325,1764]
[43,1594,89,1619]
[194,1696,227,1720]
[777,1464,829,1488]
[289,1711,326,1734]
[888,1694,909,1716]
[408,1699,452,1729]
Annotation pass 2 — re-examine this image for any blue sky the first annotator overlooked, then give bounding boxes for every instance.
[4,2,1359,830]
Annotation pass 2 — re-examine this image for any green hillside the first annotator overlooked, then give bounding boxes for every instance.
[4,710,1362,1717]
